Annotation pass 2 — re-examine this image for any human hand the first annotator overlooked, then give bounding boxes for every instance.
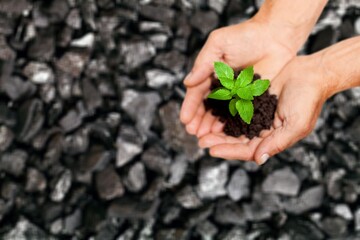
[199,56,329,165]
[180,18,296,138]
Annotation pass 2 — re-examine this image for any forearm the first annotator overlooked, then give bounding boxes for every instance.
[312,36,360,97]
[254,0,328,52]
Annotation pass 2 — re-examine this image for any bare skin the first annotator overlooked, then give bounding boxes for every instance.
[180,0,328,164]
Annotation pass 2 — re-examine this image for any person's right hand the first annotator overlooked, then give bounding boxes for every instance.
[180,18,296,138]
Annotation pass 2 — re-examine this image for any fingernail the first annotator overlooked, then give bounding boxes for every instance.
[183,72,192,85]
[259,153,269,165]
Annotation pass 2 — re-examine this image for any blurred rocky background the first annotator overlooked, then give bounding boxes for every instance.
[0,0,360,239]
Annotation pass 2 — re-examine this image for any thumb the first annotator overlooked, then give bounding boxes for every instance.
[184,35,222,87]
[254,123,307,165]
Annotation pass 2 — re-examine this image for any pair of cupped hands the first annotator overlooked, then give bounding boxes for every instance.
[180,19,329,165]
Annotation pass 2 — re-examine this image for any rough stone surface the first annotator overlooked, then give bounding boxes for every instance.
[124,162,146,192]
[95,166,124,200]
[262,167,301,196]
[196,161,229,199]
[0,150,27,176]
[227,168,250,201]
[51,169,72,202]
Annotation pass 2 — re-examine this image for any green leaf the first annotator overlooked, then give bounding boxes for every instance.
[251,79,270,96]
[207,88,232,100]
[214,62,234,90]
[235,66,254,89]
[229,99,237,117]
[236,86,253,100]
[236,99,254,124]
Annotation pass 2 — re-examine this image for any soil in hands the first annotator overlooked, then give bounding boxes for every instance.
[204,73,278,139]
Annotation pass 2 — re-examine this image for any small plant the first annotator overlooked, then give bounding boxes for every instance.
[207,62,270,124]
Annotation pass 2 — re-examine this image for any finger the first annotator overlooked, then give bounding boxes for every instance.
[185,104,206,135]
[196,111,217,138]
[199,132,249,148]
[211,119,224,133]
[254,123,306,165]
[184,36,222,87]
[209,137,262,161]
[180,80,210,124]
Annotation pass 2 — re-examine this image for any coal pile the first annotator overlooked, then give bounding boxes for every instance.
[0,0,360,239]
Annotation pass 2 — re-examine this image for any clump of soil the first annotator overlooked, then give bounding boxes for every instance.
[204,73,278,139]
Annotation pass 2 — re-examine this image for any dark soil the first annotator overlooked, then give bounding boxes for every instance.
[204,72,278,139]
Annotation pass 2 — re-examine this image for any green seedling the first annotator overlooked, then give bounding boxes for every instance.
[207,62,270,124]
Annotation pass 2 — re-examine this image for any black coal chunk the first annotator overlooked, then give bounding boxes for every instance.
[139,5,175,26]
[123,162,147,192]
[27,29,55,61]
[142,144,171,176]
[190,10,219,36]
[95,165,124,200]
[108,197,160,220]
[0,149,27,176]
[15,99,44,143]
[119,40,156,71]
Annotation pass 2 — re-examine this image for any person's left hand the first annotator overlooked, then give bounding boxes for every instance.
[198,55,329,165]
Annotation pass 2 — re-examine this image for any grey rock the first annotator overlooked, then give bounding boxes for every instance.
[96,166,124,200]
[25,168,47,192]
[63,127,90,155]
[149,33,169,49]
[0,150,27,176]
[142,177,165,201]
[59,109,82,133]
[2,76,37,101]
[116,227,137,240]
[27,30,55,61]
[283,218,325,240]
[186,205,214,227]
[227,168,250,201]
[71,33,95,48]
[108,198,160,220]
[82,78,103,113]
[0,125,14,152]
[39,83,56,103]
[214,200,246,225]
[51,169,72,202]
[327,141,357,169]
[159,101,203,161]
[56,50,90,78]
[325,168,346,200]
[243,201,272,222]
[66,9,82,29]
[156,229,189,240]
[208,0,228,13]
[2,217,55,240]
[124,162,147,192]
[0,36,15,60]
[220,227,246,240]
[139,21,172,34]
[355,208,360,231]
[80,0,97,30]
[348,117,360,142]
[1,181,19,200]
[0,0,31,16]
[0,14,15,35]
[176,186,202,209]
[302,132,322,148]
[166,154,188,187]
[23,62,54,84]
[139,5,175,26]
[190,10,219,36]
[196,220,218,240]
[262,167,301,196]
[63,209,82,234]
[119,41,156,70]
[154,50,186,76]
[283,186,324,214]
[78,146,111,173]
[355,17,360,35]
[142,144,172,176]
[16,99,44,143]
[121,89,161,136]
[321,217,348,237]
[162,206,181,224]
[196,161,228,199]
[39,0,69,23]
[116,125,144,167]
[333,204,353,220]
[145,69,178,89]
